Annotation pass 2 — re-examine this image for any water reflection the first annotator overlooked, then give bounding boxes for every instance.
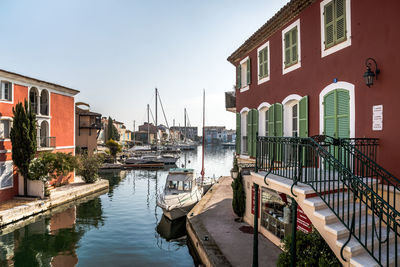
[156,216,187,242]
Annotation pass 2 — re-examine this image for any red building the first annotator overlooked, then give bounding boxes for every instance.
[0,69,79,202]
[227,0,400,265]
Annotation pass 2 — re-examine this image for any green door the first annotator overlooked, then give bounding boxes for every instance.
[251,109,258,157]
[323,89,350,138]
[247,111,252,155]
[324,89,350,163]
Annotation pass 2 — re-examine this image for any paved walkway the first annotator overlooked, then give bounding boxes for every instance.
[188,176,281,267]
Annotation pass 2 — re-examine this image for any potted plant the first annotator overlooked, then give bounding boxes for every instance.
[231,156,239,179]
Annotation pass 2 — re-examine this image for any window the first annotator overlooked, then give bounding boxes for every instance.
[284,27,298,68]
[1,81,12,101]
[257,41,270,84]
[0,161,13,189]
[29,87,39,114]
[0,120,11,139]
[292,104,298,137]
[236,56,251,92]
[282,19,301,75]
[321,0,351,57]
[40,90,49,116]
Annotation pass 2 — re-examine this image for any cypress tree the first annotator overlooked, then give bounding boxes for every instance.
[232,171,246,218]
[10,100,37,196]
[106,116,120,141]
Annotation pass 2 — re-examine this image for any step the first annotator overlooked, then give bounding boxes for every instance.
[337,226,395,258]
[350,239,400,267]
[324,213,375,239]
[314,202,367,224]
[303,192,354,211]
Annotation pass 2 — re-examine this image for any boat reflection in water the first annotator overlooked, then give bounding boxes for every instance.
[156,215,187,242]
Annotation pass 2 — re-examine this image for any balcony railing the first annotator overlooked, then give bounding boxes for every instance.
[38,136,56,148]
[225,91,236,112]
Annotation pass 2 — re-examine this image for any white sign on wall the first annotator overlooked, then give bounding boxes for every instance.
[372,105,383,131]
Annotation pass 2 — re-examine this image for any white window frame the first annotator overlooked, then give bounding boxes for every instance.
[257,102,271,136]
[320,0,352,58]
[282,94,302,137]
[240,107,249,154]
[239,56,249,93]
[0,161,14,190]
[282,19,301,75]
[257,41,270,85]
[0,117,13,141]
[0,81,14,103]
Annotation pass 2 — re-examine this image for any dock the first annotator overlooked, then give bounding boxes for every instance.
[186,176,282,267]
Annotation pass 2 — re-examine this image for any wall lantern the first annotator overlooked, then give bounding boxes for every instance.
[363,57,380,87]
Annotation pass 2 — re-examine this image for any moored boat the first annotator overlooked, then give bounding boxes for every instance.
[157,168,202,220]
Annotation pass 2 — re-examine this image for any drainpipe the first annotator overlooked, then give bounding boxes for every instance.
[253,183,259,267]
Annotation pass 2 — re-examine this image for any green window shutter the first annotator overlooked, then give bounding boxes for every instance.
[284,32,291,67]
[263,47,268,77]
[236,113,241,154]
[247,111,252,155]
[324,91,336,137]
[337,89,350,138]
[275,103,283,137]
[247,58,251,85]
[251,109,258,157]
[291,27,298,63]
[268,104,275,137]
[237,65,242,89]
[236,65,240,89]
[258,50,263,78]
[299,96,308,137]
[324,1,335,49]
[335,0,346,43]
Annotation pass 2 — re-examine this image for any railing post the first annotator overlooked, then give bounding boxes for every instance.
[255,132,259,173]
[253,183,259,267]
[290,197,297,267]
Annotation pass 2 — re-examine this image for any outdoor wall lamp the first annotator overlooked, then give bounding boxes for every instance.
[363,57,380,87]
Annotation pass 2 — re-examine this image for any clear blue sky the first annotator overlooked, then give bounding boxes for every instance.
[0,0,289,132]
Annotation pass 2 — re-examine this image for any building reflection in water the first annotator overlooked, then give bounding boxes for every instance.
[0,194,105,266]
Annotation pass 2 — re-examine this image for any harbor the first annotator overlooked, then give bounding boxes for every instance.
[0,145,236,266]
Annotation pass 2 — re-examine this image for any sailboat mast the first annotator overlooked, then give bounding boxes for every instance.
[147,104,150,144]
[184,108,187,141]
[155,88,158,144]
[201,89,205,181]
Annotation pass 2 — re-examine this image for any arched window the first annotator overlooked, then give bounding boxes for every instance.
[29,87,39,114]
[40,90,49,115]
[39,121,49,147]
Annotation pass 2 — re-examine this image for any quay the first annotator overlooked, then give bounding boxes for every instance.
[187,176,281,267]
[0,178,109,228]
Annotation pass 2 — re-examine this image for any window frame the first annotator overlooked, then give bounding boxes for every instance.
[257,41,270,85]
[239,56,250,92]
[282,19,301,75]
[0,81,13,103]
[320,0,351,58]
[0,118,12,140]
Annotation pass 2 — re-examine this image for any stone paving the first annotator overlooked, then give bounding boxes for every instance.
[187,176,282,267]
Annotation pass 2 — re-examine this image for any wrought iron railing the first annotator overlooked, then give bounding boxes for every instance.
[256,136,400,266]
[38,136,56,148]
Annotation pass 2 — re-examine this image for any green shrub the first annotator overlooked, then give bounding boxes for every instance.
[277,229,341,267]
[231,171,245,218]
[77,154,104,183]
[29,152,77,181]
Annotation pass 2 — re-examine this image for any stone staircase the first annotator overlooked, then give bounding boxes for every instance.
[252,171,400,267]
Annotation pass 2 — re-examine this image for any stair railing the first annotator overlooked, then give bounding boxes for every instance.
[256,136,400,266]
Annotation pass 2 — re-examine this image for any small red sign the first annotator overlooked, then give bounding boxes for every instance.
[251,186,260,218]
[297,206,312,233]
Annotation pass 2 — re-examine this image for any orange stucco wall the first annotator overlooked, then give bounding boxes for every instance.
[50,93,75,148]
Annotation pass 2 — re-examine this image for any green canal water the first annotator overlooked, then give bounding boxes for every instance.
[0,145,234,267]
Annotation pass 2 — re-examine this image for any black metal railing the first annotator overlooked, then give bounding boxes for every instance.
[38,136,56,148]
[256,136,400,266]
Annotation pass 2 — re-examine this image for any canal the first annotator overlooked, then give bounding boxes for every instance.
[0,145,234,267]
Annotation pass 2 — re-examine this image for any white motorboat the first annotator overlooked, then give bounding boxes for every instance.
[157,168,203,220]
[126,153,179,165]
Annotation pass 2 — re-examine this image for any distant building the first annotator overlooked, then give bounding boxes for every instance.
[204,126,226,143]
[170,126,198,141]
[75,104,101,154]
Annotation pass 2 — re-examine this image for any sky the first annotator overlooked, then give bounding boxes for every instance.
[0,0,289,132]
